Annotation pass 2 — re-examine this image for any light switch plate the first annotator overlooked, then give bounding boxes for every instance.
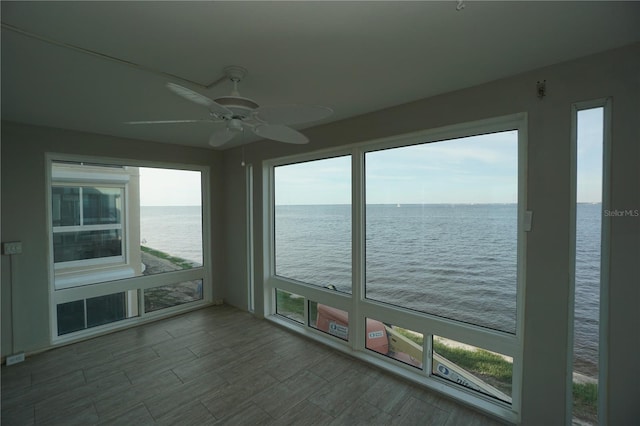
[2,241,22,255]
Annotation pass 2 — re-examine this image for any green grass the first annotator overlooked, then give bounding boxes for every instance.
[397,326,596,417]
[433,342,512,383]
[573,382,598,422]
[141,245,194,269]
[394,327,512,393]
[276,289,304,323]
[394,327,424,345]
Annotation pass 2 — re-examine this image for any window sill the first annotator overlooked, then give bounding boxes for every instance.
[55,265,138,290]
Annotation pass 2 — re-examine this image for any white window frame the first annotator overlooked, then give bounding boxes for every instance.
[567,98,611,425]
[263,113,527,423]
[46,153,213,344]
[246,163,255,313]
[52,184,126,270]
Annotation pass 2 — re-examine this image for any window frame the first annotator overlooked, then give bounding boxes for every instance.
[46,153,212,344]
[263,113,527,423]
[362,131,521,334]
[567,98,611,425]
[52,183,126,269]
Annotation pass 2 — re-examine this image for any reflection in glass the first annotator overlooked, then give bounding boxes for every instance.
[83,187,121,225]
[57,300,85,335]
[52,187,80,226]
[57,291,138,336]
[53,229,122,262]
[87,292,126,327]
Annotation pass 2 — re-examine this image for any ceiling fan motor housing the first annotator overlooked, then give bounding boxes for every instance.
[139,65,331,146]
[214,96,260,120]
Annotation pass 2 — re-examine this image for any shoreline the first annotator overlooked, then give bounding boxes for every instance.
[430,335,599,384]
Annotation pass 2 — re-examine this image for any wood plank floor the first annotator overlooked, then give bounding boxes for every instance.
[1,305,506,425]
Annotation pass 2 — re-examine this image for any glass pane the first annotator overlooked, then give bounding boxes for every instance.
[58,292,138,335]
[140,168,203,275]
[57,300,85,335]
[365,318,423,369]
[86,292,127,328]
[51,163,205,289]
[365,131,518,333]
[52,187,80,226]
[275,289,304,324]
[53,229,122,263]
[310,301,349,341]
[83,187,122,225]
[144,279,203,313]
[274,156,351,293]
[573,107,603,425]
[432,336,512,404]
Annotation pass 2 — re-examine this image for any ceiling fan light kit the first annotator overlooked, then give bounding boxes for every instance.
[128,65,333,147]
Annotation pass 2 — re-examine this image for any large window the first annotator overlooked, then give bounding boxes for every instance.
[572,106,605,425]
[274,156,351,293]
[49,158,209,340]
[365,132,519,333]
[139,167,203,271]
[266,114,525,423]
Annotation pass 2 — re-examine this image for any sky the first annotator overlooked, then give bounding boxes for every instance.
[137,109,603,206]
[275,131,519,205]
[139,167,202,206]
[577,107,604,203]
[275,109,604,205]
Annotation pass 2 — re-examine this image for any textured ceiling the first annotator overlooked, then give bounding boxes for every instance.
[2,1,639,149]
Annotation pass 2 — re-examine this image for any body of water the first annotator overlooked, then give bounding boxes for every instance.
[274,203,601,377]
[140,206,203,265]
[140,203,600,377]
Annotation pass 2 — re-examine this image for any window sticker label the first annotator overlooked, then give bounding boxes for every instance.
[368,330,384,339]
[328,321,348,339]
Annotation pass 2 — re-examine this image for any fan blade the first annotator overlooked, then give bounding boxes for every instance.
[255,104,333,125]
[166,83,232,116]
[209,128,238,147]
[253,124,309,144]
[125,119,211,124]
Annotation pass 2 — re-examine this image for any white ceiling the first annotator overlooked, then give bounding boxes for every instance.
[2,1,639,149]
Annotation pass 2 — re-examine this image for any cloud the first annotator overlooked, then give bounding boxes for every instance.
[275,130,519,205]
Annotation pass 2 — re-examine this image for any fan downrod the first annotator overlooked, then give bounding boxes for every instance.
[224,66,248,83]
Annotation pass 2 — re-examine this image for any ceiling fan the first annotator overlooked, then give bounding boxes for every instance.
[127,66,333,147]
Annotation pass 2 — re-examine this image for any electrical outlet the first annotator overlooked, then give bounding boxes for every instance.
[6,352,25,366]
[2,241,22,255]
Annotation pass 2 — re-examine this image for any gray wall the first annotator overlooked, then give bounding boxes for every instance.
[222,44,639,424]
[1,123,224,357]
